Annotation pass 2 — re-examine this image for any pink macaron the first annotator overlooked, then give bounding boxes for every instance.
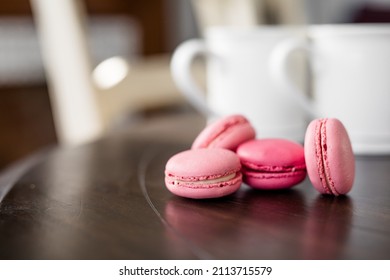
[304,118,355,196]
[236,139,307,190]
[192,114,256,151]
[165,148,242,199]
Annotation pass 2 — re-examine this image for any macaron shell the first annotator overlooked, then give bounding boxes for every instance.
[165,148,241,180]
[237,139,306,190]
[206,121,256,151]
[323,118,355,195]
[165,148,242,199]
[304,118,355,195]
[237,139,306,168]
[304,120,324,194]
[191,114,256,151]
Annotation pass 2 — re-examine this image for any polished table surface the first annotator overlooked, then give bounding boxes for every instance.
[1,110,390,259]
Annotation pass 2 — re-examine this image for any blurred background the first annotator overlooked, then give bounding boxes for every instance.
[0,0,389,170]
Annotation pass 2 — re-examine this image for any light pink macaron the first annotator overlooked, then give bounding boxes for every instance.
[165,148,242,199]
[304,118,355,196]
[236,139,307,190]
[192,114,256,151]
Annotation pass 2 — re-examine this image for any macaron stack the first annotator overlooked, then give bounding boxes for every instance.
[164,114,355,199]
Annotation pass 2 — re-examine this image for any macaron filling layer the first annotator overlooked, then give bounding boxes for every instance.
[174,172,236,185]
[166,172,242,189]
[241,166,306,180]
[316,119,339,195]
[241,161,306,173]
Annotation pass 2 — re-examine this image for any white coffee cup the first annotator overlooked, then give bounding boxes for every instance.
[171,26,307,142]
[270,24,390,154]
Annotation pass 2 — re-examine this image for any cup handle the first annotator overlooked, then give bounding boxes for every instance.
[269,37,318,118]
[171,39,216,117]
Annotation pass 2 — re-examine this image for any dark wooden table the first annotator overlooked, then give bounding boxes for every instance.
[1,110,390,259]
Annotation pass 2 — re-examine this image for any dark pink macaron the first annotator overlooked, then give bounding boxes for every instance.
[236,139,306,190]
[165,148,242,199]
[192,114,256,151]
[304,118,355,196]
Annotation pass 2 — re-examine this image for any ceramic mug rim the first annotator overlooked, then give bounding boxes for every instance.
[204,24,390,40]
[308,23,390,37]
[204,25,305,40]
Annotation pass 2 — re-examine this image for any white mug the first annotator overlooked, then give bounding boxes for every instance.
[270,24,390,154]
[171,26,307,142]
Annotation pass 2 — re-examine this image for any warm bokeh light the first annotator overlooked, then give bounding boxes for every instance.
[93,56,130,90]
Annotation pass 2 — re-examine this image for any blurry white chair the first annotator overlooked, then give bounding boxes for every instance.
[30,0,182,146]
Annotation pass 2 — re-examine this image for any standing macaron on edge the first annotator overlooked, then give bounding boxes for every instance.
[304,118,355,196]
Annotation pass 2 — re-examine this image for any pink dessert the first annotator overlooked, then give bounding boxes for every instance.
[192,114,256,151]
[236,139,307,190]
[304,118,355,196]
[165,148,242,199]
